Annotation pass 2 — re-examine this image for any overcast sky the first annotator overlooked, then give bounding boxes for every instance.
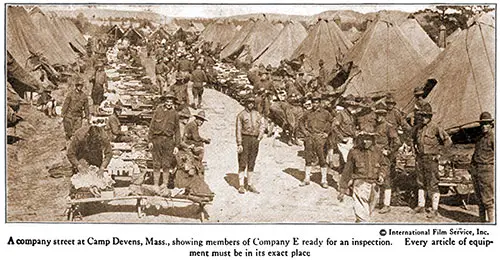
[43,4,438,18]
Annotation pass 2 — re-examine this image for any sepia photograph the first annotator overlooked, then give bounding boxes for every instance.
[5,3,495,224]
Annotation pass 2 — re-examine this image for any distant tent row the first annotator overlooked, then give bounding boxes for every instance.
[199,20,237,51]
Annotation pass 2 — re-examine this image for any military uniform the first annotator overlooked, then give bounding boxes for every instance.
[340,142,387,222]
[191,68,208,108]
[413,109,452,216]
[236,101,266,193]
[67,126,112,174]
[62,88,89,140]
[148,104,181,186]
[171,81,189,110]
[469,113,495,222]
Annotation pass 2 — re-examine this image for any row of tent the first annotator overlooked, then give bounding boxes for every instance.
[197,12,494,131]
[6,6,88,97]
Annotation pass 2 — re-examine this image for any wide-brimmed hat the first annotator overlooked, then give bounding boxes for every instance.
[243,96,256,104]
[479,111,494,123]
[74,76,84,86]
[311,92,322,101]
[163,91,177,100]
[178,107,191,119]
[194,111,208,121]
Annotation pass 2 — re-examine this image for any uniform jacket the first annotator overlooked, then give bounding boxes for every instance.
[301,108,334,137]
[67,126,112,169]
[414,122,452,155]
[236,109,266,145]
[184,120,205,147]
[62,89,89,119]
[374,120,401,153]
[105,114,124,141]
[148,105,181,146]
[340,146,387,190]
[472,129,495,165]
[171,82,189,104]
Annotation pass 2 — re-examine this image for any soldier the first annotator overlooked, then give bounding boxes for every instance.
[469,112,495,222]
[62,76,90,141]
[184,111,211,161]
[317,59,327,87]
[67,118,112,176]
[90,63,108,114]
[373,104,401,214]
[331,95,357,171]
[385,94,411,134]
[155,58,167,95]
[299,93,334,188]
[105,105,132,142]
[191,64,208,109]
[338,131,387,222]
[236,97,266,194]
[356,97,377,132]
[409,85,430,128]
[413,104,452,218]
[148,92,181,187]
[171,74,189,110]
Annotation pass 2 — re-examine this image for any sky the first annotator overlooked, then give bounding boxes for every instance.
[42,4,438,18]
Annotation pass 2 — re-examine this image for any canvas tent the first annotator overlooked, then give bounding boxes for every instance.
[49,14,87,55]
[401,13,495,130]
[107,25,125,41]
[253,21,308,67]
[291,18,353,74]
[121,27,144,45]
[7,6,48,67]
[220,18,280,62]
[199,20,237,50]
[345,26,363,43]
[341,14,432,101]
[399,17,441,64]
[149,27,170,42]
[28,7,78,65]
[7,51,42,97]
[446,28,463,47]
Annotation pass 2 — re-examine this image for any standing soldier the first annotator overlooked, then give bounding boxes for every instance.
[191,64,208,109]
[171,74,190,110]
[105,105,132,142]
[413,104,452,218]
[299,93,334,188]
[236,97,266,194]
[148,92,181,187]
[338,131,387,222]
[385,94,411,134]
[155,58,167,95]
[90,63,108,114]
[409,85,431,128]
[469,112,495,222]
[373,104,401,214]
[62,76,90,142]
[331,95,357,172]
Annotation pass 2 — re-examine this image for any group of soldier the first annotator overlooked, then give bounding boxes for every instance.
[58,32,494,223]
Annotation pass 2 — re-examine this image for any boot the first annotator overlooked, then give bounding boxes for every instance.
[320,167,328,189]
[238,171,245,194]
[246,171,260,194]
[413,189,426,213]
[300,166,311,186]
[427,193,440,218]
[379,189,392,214]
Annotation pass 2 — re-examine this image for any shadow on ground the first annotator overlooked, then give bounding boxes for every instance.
[283,168,339,190]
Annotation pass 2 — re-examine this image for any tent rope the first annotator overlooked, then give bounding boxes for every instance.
[478,24,494,79]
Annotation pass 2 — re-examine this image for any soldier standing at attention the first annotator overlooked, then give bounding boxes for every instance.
[338,131,387,222]
[236,97,266,194]
[62,76,90,142]
[469,112,495,222]
[413,104,452,218]
[191,64,208,109]
[90,63,108,114]
[148,92,181,187]
[171,74,190,111]
[373,104,401,214]
[299,93,334,189]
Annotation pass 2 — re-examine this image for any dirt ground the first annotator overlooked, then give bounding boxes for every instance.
[6,55,482,224]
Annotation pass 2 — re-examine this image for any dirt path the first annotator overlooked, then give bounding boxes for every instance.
[7,54,480,223]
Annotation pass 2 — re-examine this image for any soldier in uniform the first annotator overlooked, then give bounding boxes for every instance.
[299,93,334,188]
[191,64,208,109]
[155,58,167,95]
[90,63,108,114]
[171,74,190,111]
[148,92,181,187]
[62,76,90,141]
[67,118,112,176]
[373,104,401,214]
[469,112,495,222]
[105,105,132,142]
[331,95,357,172]
[184,111,211,161]
[338,131,387,222]
[413,104,452,218]
[317,59,327,88]
[235,97,266,194]
[409,85,430,128]
[385,94,412,134]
